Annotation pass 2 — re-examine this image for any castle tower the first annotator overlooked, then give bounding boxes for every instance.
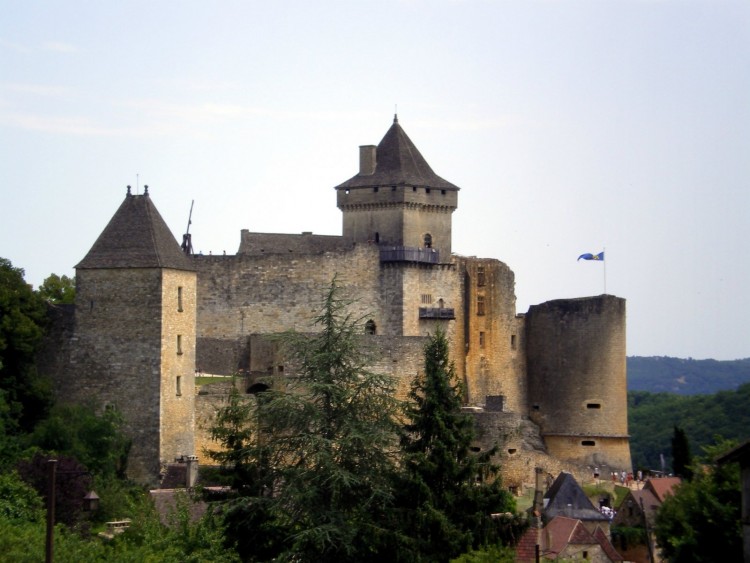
[334,117,463,340]
[336,115,459,257]
[72,187,196,483]
[525,295,632,473]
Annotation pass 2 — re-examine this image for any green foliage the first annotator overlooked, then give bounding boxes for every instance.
[28,404,131,478]
[397,327,519,561]
[210,277,402,562]
[627,356,750,395]
[37,273,76,305]
[628,384,750,470]
[671,426,693,480]
[450,543,516,562]
[653,439,742,562]
[0,470,44,522]
[610,525,647,551]
[0,257,52,432]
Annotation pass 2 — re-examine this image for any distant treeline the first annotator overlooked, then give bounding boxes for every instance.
[627,356,750,395]
[628,383,750,472]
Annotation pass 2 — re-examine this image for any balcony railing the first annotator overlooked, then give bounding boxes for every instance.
[419,307,455,320]
[380,246,440,264]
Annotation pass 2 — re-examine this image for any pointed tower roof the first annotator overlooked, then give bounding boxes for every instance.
[543,472,608,523]
[77,187,194,271]
[335,115,459,190]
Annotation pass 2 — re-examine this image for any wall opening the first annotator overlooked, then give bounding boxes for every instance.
[477,266,485,287]
[477,295,485,316]
[177,286,183,312]
[365,320,376,335]
[177,335,183,355]
[479,331,485,348]
[581,440,596,447]
[423,233,433,248]
[176,376,182,396]
[511,334,517,350]
[586,403,602,409]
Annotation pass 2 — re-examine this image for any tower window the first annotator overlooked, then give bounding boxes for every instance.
[586,403,602,409]
[477,295,485,316]
[581,440,596,447]
[421,294,432,305]
[426,188,431,194]
[374,232,380,243]
[373,186,379,192]
[477,267,485,287]
[177,286,183,312]
[365,320,376,335]
[176,376,182,396]
[345,189,350,194]
[423,233,433,248]
[479,332,485,348]
[412,186,417,192]
[511,334,517,350]
[177,335,183,355]
[441,190,446,195]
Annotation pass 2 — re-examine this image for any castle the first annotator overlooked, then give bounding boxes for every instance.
[42,116,632,488]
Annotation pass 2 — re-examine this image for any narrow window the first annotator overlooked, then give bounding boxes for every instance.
[177,335,183,355]
[423,233,433,248]
[477,267,485,287]
[176,376,182,396]
[177,286,183,312]
[586,403,602,409]
[365,320,376,335]
[477,295,485,316]
[412,186,417,192]
[437,298,444,308]
[511,334,517,350]
[373,186,379,192]
[426,188,431,194]
[374,232,380,243]
[479,331,485,348]
[532,404,540,411]
[581,440,596,447]
[277,365,284,374]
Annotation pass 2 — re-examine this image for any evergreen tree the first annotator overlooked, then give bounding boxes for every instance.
[671,425,693,480]
[209,277,402,562]
[397,327,517,561]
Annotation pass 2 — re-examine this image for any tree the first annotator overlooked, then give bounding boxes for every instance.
[671,425,693,480]
[28,404,131,478]
[210,278,402,562]
[397,327,517,561]
[0,258,52,432]
[654,439,742,562]
[37,273,75,305]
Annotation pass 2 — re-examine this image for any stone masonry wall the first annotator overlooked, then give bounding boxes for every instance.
[159,269,196,465]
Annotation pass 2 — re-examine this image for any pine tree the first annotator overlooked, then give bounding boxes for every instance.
[209,277,402,562]
[397,327,516,561]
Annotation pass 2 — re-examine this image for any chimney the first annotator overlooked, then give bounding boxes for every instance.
[359,145,377,175]
[185,455,199,488]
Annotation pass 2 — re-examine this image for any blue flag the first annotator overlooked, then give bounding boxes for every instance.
[578,251,604,261]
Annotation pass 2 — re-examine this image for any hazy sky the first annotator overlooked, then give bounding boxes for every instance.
[2,1,748,360]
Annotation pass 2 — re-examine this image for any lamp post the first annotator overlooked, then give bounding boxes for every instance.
[45,458,100,563]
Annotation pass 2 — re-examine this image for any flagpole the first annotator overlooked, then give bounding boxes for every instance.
[603,246,607,295]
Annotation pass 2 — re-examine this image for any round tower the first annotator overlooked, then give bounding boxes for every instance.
[525,295,631,473]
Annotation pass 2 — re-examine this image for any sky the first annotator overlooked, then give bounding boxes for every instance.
[1,0,748,361]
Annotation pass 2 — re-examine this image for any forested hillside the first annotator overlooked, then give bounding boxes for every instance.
[628,383,750,472]
[627,356,750,394]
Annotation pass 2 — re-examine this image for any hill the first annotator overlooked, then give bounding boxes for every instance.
[627,356,750,394]
[628,383,750,472]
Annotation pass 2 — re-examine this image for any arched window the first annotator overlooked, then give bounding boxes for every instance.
[423,233,433,248]
[365,320,377,335]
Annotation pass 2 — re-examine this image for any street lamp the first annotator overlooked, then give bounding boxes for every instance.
[45,459,100,563]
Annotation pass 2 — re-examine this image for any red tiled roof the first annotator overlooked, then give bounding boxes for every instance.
[645,477,681,503]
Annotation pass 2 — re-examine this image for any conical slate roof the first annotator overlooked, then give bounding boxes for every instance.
[77,189,194,271]
[335,116,459,190]
[543,472,608,523]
